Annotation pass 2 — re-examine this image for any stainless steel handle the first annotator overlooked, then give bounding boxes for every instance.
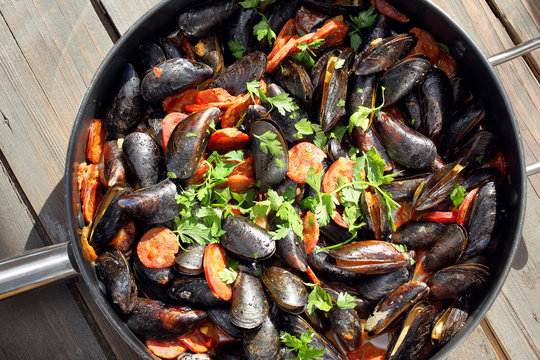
[488,37,540,176]
[0,242,78,300]
[488,37,540,66]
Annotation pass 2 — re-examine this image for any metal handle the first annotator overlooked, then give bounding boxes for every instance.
[488,37,540,176]
[488,37,540,66]
[0,242,78,300]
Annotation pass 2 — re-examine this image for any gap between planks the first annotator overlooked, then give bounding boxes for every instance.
[485,0,540,81]
[480,318,512,360]
[89,0,121,42]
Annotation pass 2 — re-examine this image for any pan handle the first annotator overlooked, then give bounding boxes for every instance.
[0,242,78,300]
[487,37,540,176]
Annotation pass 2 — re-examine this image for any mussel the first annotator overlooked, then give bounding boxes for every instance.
[177,0,240,38]
[221,213,276,261]
[122,131,162,189]
[230,269,269,330]
[209,52,267,96]
[380,54,431,105]
[261,267,308,314]
[355,33,417,76]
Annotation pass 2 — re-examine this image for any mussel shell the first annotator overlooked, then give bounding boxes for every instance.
[105,63,144,138]
[178,353,213,360]
[360,190,392,241]
[393,221,447,248]
[319,48,353,131]
[194,36,224,75]
[141,58,213,102]
[401,85,423,131]
[302,0,370,15]
[103,140,128,188]
[347,73,377,115]
[412,162,464,211]
[385,301,437,360]
[307,245,364,283]
[145,111,166,149]
[279,314,345,360]
[432,296,469,346]
[356,267,410,302]
[330,240,410,274]
[167,278,227,307]
[221,213,276,261]
[426,263,490,299]
[156,37,184,59]
[424,224,468,272]
[132,253,175,301]
[166,107,219,179]
[127,298,207,339]
[441,98,485,154]
[250,119,289,192]
[380,175,426,202]
[122,131,162,189]
[273,59,314,104]
[209,51,267,96]
[355,33,418,76]
[134,42,167,76]
[374,111,436,169]
[208,306,244,339]
[175,244,205,275]
[465,181,498,257]
[380,54,431,105]
[420,67,453,141]
[326,138,348,163]
[225,8,260,61]
[448,130,497,166]
[95,250,137,315]
[351,127,394,172]
[268,0,300,34]
[276,226,307,272]
[311,49,338,99]
[451,76,471,107]
[90,185,132,249]
[118,179,181,224]
[243,316,280,360]
[325,288,363,352]
[230,270,269,330]
[177,0,240,38]
[459,167,497,192]
[245,105,268,128]
[261,267,307,314]
[352,13,389,69]
[365,281,429,335]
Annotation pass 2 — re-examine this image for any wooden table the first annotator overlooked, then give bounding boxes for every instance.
[0,0,538,359]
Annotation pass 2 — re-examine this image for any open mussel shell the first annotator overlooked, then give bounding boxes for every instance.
[424,224,468,272]
[279,313,345,360]
[210,51,267,96]
[361,190,392,241]
[250,119,289,192]
[95,250,137,315]
[324,288,363,352]
[166,278,226,307]
[420,67,453,141]
[465,181,498,258]
[103,140,128,188]
[365,281,429,335]
[326,137,348,163]
[175,244,205,275]
[448,130,497,165]
[356,267,410,302]
[230,269,269,330]
[330,240,410,274]
[126,298,207,339]
[355,33,417,76]
[141,58,213,102]
[426,263,490,300]
[412,162,464,211]
[307,244,363,283]
[267,0,300,34]
[401,85,423,131]
[319,47,353,131]
[122,131,161,189]
[118,179,181,224]
[393,221,447,248]
[459,167,497,192]
[208,306,244,339]
[90,184,132,250]
[105,63,144,138]
[265,84,312,144]
[432,296,470,346]
[380,54,431,105]
[385,301,437,360]
[166,107,219,179]
[441,98,486,154]
[276,226,307,272]
[221,213,275,261]
[243,316,280,360]
[273,59,313,104]
[261,267,307,314]
[177,0,240,38]
[194,35,224,75]
[374,111,436,169]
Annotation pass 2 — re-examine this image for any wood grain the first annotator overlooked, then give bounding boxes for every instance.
[100,0,160,35]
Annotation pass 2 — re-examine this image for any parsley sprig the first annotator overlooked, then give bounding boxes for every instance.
[348,86,386,133]
[218,257,239,284]
[450,183,468,208]
[347,6,377,51]
[227,40,245,59]
[280,331,326,360]
[239,0,277,45]
[304,283,358,314]
[247,80,299,116]
[293,39,325,67]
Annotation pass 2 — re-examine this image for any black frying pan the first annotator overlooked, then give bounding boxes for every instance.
[0,0,532,359]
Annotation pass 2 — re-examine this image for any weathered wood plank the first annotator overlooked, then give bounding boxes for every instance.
[100,0,160,35]
[0,1,140,359]
[447,324,501,360]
